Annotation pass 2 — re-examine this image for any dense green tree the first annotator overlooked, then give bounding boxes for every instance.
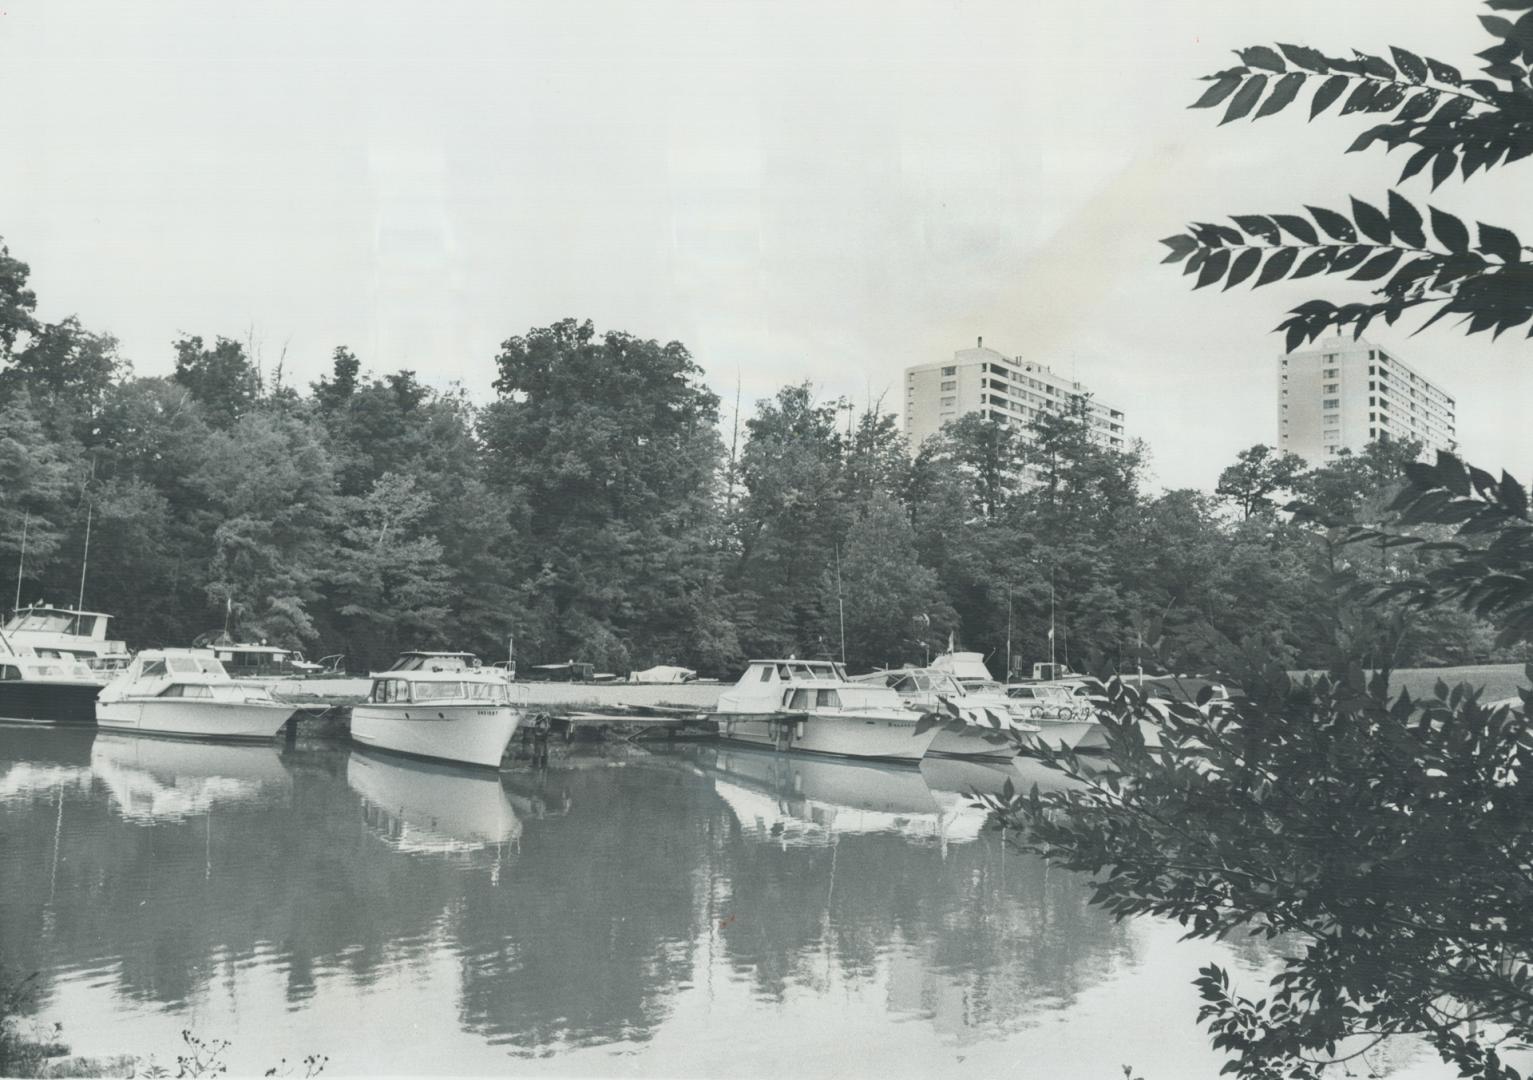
[729,383,849,660]
[1215,445,1309,520]
[481,318,726,670]
[0,317,124,440]
[312,346,360,414]
[190,411,336,646]
[0,390,79,585]
[326,472,452,664]
[817,494,954,670]
[0,238,37,360]
[172,335,261,428]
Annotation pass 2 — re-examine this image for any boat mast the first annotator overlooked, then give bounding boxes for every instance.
[76,502,93,613]
[1005,585,1012,683]
[13,511,27,613]
[76,456,97,613]
[834,544,847,666]
[1049,570,1056,677]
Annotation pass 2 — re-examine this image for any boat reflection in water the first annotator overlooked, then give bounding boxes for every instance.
[347,748,522,856]
[690,744,980,847]
[89,732,291,823]
[0,724,96,803]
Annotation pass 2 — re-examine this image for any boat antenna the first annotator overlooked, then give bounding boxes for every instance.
[76,501,93,613]
[834,544,847,666]
[1005,584,1012,683]
[1048,569,1056,678]
[76,457,96,613]
[13,511,27,613]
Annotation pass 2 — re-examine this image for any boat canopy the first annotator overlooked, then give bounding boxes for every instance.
[629,664,698,684]
[930,651,994,683]
[387,652,482,672]
[4,605,114,638]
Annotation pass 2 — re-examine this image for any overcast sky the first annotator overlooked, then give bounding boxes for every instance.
[1,1,1526,491]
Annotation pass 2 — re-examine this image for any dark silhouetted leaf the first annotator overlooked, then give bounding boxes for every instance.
[1351,250,1403,280]
[1391,46,1428,82]
[1224,248,1261,289]
[1307,205,1357,242]
[1396,89,1440,121]
[1292,249,1334,278]
[1222,75,1269,124]
[1387,190,1427,248]
[1278,43,1329,72]
[1238,46,1287,72]
[1256,72,1306,118]
[1329,246,1371,273]
[1273,214,1319,245]
[1340,79,1379,115]
[1482,14,1517,38]
[1310,74,1350,119]
[1400,146,1437,183]
[1427,57,1464,85]
[1232,215,1280,244]
[1192,76,1244,110]
[1431,150,1459,189]
[1255,247,1299,287]
[1431,206,1471,252]
[1350,197,1392,244]
[1196,248,1232,288]
[1478,221,1523,262]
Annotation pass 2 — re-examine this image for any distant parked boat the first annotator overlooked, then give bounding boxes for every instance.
[96,649,299,740]
[849,667,1037,759]
[349,651,524,769]
[712,659,941,763]
[0,628,101,726]
[3,604,132,681]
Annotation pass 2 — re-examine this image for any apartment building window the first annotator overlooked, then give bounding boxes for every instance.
[1370,427,1377,437]
[1324,413,1339,425]
[940,396,954,406]
[941,366,956,376]
[1323,398,1339,409]
[1323,383,1338,393]
[940,380,955,391]
[1323,367,1338,378]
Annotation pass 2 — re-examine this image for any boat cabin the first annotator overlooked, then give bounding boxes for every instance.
[719,660,905,715]
[527,661,595,682]
[99,649,272,703]
[930,651,1000,690]
[4,604,131,671]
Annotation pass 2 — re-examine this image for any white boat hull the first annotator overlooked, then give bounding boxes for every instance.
[713,711,939,763]
[1019,719,1100,752]
[1072,716,1164,752]
[349,703,522,768]
[926,724,1019,759]
[96,699,295,740]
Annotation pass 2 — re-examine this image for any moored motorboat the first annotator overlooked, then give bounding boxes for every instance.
[712,659,941,763]
[0,629,101,726]
[96,649,299,740]
[849,667,1038,759]
[3,603,132,681]
[348,651,524,769]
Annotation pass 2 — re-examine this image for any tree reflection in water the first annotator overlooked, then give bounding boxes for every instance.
[0,731,1254,1071]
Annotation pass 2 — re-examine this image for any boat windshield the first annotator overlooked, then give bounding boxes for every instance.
[388,654,475,673]
[5,610,98,636]
[411,682,466,702]
[196,657,227,676]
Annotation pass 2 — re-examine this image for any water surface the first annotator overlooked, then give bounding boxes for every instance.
[0,728,1451,1078]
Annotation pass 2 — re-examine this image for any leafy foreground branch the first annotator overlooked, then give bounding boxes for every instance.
[1162,1,1533,347]
[980,659,1533,1079]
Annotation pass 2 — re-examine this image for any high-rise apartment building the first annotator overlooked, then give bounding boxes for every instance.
[1278,337,1456,464]
[904,341,1126,455]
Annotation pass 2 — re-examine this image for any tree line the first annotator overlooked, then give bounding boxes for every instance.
[0,239,1509,676]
